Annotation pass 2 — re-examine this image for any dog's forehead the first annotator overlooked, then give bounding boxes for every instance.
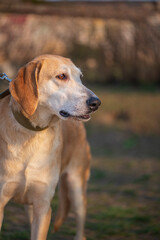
[35,55,81,77]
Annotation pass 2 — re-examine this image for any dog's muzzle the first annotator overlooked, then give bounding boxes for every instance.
[59,96,101,120]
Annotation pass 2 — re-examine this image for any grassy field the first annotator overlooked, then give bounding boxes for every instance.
[0,86,160,240]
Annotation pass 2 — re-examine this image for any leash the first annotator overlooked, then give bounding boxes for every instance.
[0,73,12,82]
[0,73,11,99]
[0,72,48,131]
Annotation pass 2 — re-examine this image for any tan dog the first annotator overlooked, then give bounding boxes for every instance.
[0,55,100,240]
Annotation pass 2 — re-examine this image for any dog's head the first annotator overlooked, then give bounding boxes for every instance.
[10,55,101,121]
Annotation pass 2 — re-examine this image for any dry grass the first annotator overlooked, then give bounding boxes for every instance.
[90,86,160,135]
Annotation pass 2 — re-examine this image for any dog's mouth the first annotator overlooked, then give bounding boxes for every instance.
[59,110,91,121]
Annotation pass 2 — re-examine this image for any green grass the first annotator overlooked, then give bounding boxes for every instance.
[134,174,152,183]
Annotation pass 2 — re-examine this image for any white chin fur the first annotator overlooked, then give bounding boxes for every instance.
[58,113,91,122]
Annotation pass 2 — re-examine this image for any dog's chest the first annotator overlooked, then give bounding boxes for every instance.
[2,127,62,203]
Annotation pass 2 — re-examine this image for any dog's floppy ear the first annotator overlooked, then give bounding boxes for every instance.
[10,61,42,117]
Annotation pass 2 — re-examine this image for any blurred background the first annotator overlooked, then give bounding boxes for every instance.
[0,0,160,239]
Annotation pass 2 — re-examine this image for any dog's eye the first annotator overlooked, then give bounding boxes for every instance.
[56,74,67,80]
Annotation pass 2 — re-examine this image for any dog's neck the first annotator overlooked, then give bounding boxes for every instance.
[10,97,59,130]
[30,104,59,128]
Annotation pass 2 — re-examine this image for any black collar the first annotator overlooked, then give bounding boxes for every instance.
[0,89,48,132]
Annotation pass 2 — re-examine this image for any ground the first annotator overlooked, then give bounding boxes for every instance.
[0,86,160,240]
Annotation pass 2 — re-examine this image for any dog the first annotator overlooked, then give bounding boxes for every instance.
[0,54,101,240]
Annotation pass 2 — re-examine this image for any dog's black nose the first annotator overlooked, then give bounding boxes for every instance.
[86,97,101,111]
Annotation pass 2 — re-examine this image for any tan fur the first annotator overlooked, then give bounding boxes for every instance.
[54,120,91,240]
[10,61,42,117]
[0,54,99,240]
